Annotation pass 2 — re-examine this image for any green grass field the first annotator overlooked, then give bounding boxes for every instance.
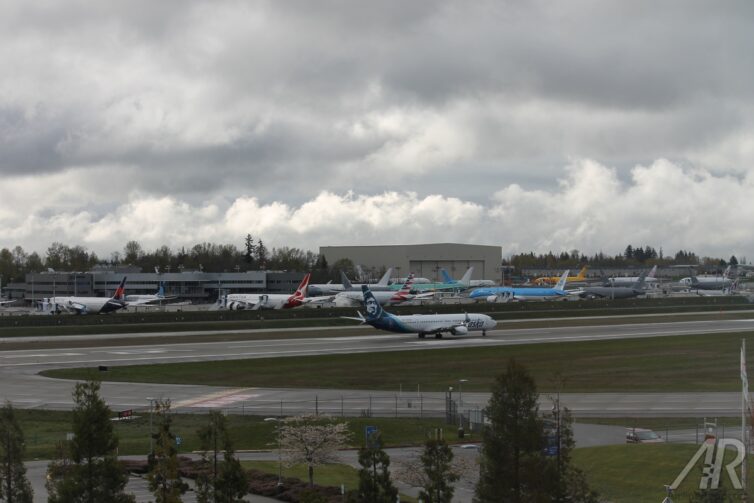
[573,443,751,502]
[44,330,754,392]
[14,409,466,461]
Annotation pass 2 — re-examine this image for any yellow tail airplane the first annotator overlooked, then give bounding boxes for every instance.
[533,266,589,286]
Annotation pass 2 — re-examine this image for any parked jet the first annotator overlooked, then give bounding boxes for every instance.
[533,266,589,286]
[122,281,177,306]
[573,271,648,299]
[440,269,495,288]
[680,266,735,291]
[40,277,128,315]
[469,271,571,302]
[609,265,659,287]
[333,274,434,307]
[307,268,394,296]
[220,274,311,310]
[390,267,474,293]
[344,285,496,338]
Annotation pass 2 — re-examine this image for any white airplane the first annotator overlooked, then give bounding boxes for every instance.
[609,265,660,287]
[344,285,496,339]
[679,266,735,290]
[218,274,311,310]
[307,268,394,296]
[121,281,178,306]
[39,277,128,315]
[333,274,435,307]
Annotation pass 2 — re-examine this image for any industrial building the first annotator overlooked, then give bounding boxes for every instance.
[319,243,503,282]
[6,270,306,304]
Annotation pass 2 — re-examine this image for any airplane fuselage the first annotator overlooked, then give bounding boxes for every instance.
[469,287,568,302]
[369,312,496,336]
[45,296,126,314]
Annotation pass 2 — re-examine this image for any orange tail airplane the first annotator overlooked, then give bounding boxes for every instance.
[533,266,588,286]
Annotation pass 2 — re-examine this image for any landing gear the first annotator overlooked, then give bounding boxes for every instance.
[482,330,487,337]
[435,333,443,339]
[418,333,426,339]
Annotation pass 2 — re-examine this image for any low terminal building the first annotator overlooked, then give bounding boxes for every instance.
[14,270,306,304]
[319,243,503,282]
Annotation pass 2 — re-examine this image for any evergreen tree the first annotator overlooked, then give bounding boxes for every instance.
[46,380,133,503]
[147,400,188,503]
[0,402,33,503]
[255,239,268,269]
[546,397,598,502]
[195,411,247,503]
[418,437,457,503]
[475,359,548,503]
[355,432,398,503]
[243,235,255,266]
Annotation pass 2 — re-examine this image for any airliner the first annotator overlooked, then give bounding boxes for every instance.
[440,269,495,288]
[122,281,177,306]
[469,271,571,302]
[219,274,311,310]
[307,268,394,296]
[389,267,474,293]
[679,266,735,291]
[344,285,496,339]
[609,265,659,287]
[533,266,589,286]
[40,277,128,315]
[333,274,435,307]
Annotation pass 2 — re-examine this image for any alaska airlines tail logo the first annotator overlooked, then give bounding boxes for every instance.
[362,285,383,320]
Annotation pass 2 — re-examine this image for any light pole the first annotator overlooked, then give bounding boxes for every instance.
[264,417,283,488]
[458,379,468,410]
[147,397,156,455]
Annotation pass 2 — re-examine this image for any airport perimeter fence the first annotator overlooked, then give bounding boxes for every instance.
[168,392,485,425]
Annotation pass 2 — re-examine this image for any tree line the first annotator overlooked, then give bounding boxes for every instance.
[0,237,744,286]
[508,245,743,271]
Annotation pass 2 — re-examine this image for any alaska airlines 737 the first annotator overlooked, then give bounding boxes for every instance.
[344,285,496,338]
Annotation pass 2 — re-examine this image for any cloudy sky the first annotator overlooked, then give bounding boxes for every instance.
[2,0,754,259]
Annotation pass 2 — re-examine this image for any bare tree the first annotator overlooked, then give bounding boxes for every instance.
[278,416,350,487]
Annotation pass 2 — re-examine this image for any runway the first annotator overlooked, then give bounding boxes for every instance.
[2,317,754,416]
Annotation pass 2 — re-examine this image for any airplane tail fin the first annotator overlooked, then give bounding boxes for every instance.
[375,267,394,287]
[632,270,648,289]
[458,267,474,287]
[290,273,311,302]
[112,277,127,300]
[577,266,588,279]
[648,265,658,278]
[554,270,569,291]
[440,269,454,284]
[361,285,385,321]
[340,271,353,289]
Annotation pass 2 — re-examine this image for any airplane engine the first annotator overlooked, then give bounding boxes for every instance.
[450,325,468,335]
[227,301,246,310]
[486,295,498,303]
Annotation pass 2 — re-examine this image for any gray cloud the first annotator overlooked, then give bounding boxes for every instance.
[1,1,754,253]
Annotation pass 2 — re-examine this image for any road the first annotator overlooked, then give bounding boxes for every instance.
[2,318,754,416]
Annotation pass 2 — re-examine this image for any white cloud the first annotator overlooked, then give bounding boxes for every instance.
[1,159,752,260]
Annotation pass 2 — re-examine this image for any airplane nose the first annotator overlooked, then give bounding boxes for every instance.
[486,317,497,329]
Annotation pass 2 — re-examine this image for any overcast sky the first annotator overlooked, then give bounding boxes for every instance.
[2,1,754,259]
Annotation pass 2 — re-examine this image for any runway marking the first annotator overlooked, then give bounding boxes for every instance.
[0,352,84,358]
[173,389,259,408]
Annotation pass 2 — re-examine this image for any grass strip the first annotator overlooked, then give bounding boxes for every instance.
[42,330,754,392]
[14,409,461,461]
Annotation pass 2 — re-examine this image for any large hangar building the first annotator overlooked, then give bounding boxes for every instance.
[319,243,502,282]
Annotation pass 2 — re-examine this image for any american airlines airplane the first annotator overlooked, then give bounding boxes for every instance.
[333,274,434,307]
[307,268,394,296]
[344,285,496,339]
[39,277,128,315]
[219,274,311,310]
